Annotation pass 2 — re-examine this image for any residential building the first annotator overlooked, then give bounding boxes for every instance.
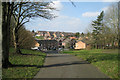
[74,41,86,49]
[37,40,58,51]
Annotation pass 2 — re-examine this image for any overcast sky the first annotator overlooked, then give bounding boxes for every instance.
[25,0,117,33]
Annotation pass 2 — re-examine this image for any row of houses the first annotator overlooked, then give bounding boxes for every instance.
[34,31,75,40]
[31,31,91,51]
[32,30,118,50]
[34,39,87,51]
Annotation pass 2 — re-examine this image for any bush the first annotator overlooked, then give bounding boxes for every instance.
[10,26,36,49]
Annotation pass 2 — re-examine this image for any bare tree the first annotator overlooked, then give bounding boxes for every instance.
[18,27,36,49]
[2,1,14,68]
[104,3,118,48]
[11,2,56,54]
[2,1,56,68]
[87,3,119,49]
[10,25,36,49]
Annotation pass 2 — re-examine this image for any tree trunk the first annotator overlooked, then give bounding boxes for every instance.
[103,38,105,49]
[13,28,21,54]
[112,38,115,49]
[0,0,2,72]
[96,43,98,49]
[2,2,12,68]
[15,37,21,54]
[12,4,22,54]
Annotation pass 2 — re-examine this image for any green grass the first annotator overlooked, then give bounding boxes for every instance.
[63,49,119,79]
[35,36,44,40]
[2,48,46,78]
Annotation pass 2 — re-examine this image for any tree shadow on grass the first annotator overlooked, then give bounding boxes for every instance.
[10,64,43,68]
[21,53,45,57]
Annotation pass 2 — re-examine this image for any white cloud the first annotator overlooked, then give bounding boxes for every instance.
[101,6,110,13]
[38,0,119,2]
[39,15,83,32]
[102,0,119,2]
[82,12,100,17]
[102,6,109,12]
[27,15,84,32]
[50,0,63,10]
[49,0,63,16]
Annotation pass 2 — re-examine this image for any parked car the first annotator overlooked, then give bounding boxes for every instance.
[31,47,39,50]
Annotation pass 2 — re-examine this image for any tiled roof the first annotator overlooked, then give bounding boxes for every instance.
[36,40,58,44]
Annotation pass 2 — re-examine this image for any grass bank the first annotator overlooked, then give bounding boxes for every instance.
[63,49,118,79]
[2,48,46,78]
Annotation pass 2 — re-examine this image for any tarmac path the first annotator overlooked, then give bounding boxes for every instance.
[34,52,110,78]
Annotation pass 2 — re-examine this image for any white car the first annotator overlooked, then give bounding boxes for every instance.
[31,47,39,50]
[59,48,63,51]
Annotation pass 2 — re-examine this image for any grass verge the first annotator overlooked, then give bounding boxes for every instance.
[63,49,118,79]
[2,48,46,78]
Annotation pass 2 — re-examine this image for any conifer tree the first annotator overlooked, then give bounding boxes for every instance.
[92,11,104,49]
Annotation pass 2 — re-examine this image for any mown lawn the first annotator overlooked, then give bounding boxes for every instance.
[2,48,46,78]
[63,49,119,79]
[35,36,44,40]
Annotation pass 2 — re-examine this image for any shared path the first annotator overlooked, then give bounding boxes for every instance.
[34,51,110,78]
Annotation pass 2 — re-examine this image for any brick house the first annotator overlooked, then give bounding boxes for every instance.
[74,41,86,49]
[35,42,40,47]
[69,37,77,40]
